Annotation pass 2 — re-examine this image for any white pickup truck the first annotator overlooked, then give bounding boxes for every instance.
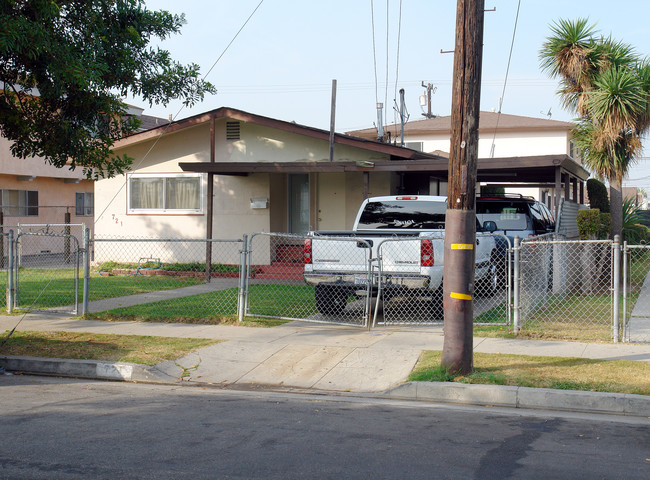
[303,195,498,315]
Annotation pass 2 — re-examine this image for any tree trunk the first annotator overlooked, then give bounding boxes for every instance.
[441,0,485,375]
[609,174,623,241]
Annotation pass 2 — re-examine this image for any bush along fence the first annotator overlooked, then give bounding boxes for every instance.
[0,229,648,343]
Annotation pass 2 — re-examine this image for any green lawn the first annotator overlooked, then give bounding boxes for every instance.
[3,268,203,311]
[409,350,650,395]
[86,284,310,325]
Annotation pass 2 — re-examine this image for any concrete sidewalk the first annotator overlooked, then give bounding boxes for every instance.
[1,313,649,416]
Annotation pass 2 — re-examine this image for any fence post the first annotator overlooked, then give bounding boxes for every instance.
[237,234,248,323]
[64,211,71,264]
[612,235,621,343]
[622,241,628,342]
[7,229,13,313]
[513,235,520,332]
[0,209,4,269]
[82,228,90,316]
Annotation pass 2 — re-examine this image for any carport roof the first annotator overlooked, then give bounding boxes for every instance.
[180,153,590,182]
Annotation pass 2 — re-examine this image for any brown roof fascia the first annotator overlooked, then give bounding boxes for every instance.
[179,158,449,175]
[114,106,437,160]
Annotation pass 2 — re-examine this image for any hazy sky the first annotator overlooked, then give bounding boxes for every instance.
[135,0,650,187]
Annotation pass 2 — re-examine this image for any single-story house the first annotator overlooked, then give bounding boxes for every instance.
[95,107,590,264]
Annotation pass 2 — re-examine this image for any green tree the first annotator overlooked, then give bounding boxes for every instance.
[540,19,650,240]
[0,0,215,178]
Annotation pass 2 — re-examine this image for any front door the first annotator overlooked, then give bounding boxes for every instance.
[288,173,310,234]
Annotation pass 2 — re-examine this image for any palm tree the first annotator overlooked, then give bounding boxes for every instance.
[540,19,650,240]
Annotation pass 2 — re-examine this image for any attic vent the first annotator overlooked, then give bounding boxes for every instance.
[226,121,241,140]
[405,141,423,152]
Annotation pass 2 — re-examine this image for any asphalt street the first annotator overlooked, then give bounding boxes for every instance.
[1,375,648,480]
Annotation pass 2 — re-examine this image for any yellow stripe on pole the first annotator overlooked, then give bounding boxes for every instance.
[451,243,474,250]
[450,292,472,301]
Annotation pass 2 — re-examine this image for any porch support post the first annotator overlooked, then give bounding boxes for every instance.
[579,180,585,204]
[554,166,562,215]
[571,176,577,202]
[564,173,570,201]
[363,171,370,199]
[206,114,216,283]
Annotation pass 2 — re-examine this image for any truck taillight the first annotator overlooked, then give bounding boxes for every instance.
[304,238,312,264]
[396,196,418,200]
[420,239,434,266]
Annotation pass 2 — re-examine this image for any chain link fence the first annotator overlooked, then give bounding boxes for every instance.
[16,223,86,263]
[1,228,648,343]
[516,236,615,342]
[624,244,650,343]
[87,236,243,320]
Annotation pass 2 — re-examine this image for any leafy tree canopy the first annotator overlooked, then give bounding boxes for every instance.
[0,0,216,178]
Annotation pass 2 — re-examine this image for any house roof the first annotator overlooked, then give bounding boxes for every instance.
[114,106,440,161]
[346,111,575,138]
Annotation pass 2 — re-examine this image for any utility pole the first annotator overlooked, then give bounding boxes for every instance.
[441,0,485,375]
[421,82,436,119]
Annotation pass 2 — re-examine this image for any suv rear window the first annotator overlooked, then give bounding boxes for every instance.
[476,202,529,230]
[357,201,446,229]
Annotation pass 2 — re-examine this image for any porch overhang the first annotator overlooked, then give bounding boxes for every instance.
[179,154,589,183]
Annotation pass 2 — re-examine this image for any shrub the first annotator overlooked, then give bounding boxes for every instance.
[577,209,610,239]
[586,179,610,213]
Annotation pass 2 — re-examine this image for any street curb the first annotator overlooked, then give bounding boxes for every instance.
[3,356,649,418]
[383,382,650,417]
[0,356,178,384]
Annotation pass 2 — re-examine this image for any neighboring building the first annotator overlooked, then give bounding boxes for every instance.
[0,104,166,255]
[347,111,588,213]
[0,135,94,254]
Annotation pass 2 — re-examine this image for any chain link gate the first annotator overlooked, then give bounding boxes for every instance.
[245,233,370,326]
[515,236,616,342]
[374,234,511,326]
[13,232,81,314]
[623,244,650,343]
[244,232,511,328]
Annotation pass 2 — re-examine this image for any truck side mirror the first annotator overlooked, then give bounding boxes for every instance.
[483,220,497,233]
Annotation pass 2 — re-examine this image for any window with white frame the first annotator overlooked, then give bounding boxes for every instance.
[75,192,94,216]
[128,173,203,214]
[0,189,38,216]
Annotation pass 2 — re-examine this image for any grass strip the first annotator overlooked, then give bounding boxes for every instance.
[86,284,308,325]
[409,350,650,395]
[0,330,220,366]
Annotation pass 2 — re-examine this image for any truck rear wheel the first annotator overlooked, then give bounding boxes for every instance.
[315,285,350,316]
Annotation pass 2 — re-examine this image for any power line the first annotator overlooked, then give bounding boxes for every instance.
[384,0,390,128]
[393,0,403,127]
[370,0,379,107]
[489,0,521,158]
